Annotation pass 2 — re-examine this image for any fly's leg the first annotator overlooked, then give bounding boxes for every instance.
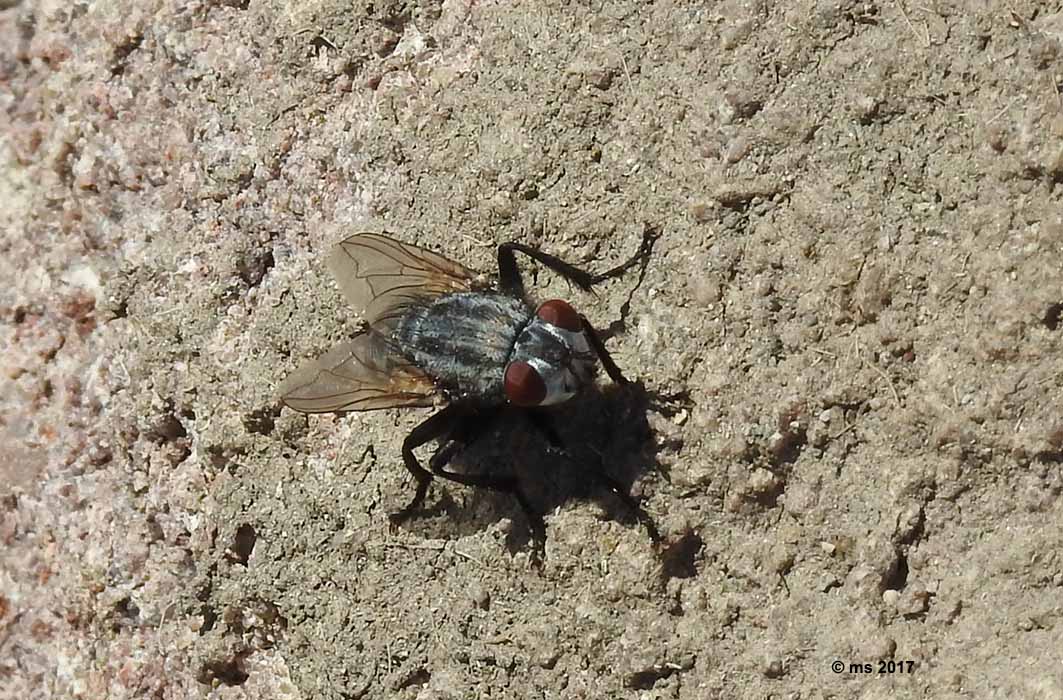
[434,411,547,545]
[426,465,547,546]
[419,410,548,552]
[390,405,469,524]
[426,408,501,473]
[392,407,546,548]
[524,409,565,448]
[525,410,661,544]
[580,314,627,385]
[585,225,659,285]
[497,226,659,297]
[497,243,595,296]
[577,461,661,544]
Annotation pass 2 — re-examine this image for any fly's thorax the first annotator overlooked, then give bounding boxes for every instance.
[505,307,597,407]
[391,291,531,404]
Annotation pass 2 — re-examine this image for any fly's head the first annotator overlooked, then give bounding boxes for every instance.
[504,299,597,407]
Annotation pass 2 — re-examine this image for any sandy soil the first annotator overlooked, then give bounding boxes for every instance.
[3,0,1063,698]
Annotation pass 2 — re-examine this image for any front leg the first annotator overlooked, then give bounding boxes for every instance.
[497,226,659,297]
[580,314,628,385]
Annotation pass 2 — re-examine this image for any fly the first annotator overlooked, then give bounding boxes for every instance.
[279,229,660,547]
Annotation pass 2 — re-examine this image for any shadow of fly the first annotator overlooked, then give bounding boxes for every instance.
[279,229,660,552]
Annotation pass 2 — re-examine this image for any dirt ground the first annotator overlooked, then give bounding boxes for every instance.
[3,0,1063,698]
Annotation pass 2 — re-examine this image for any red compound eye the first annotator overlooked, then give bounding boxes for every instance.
[504,361,547,406]
[536,299,581,332]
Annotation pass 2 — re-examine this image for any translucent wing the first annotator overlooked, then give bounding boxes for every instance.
[327,233,479,331]
[279,330,439,413]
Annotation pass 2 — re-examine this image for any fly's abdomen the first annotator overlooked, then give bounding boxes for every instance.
[392,292,530,403]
